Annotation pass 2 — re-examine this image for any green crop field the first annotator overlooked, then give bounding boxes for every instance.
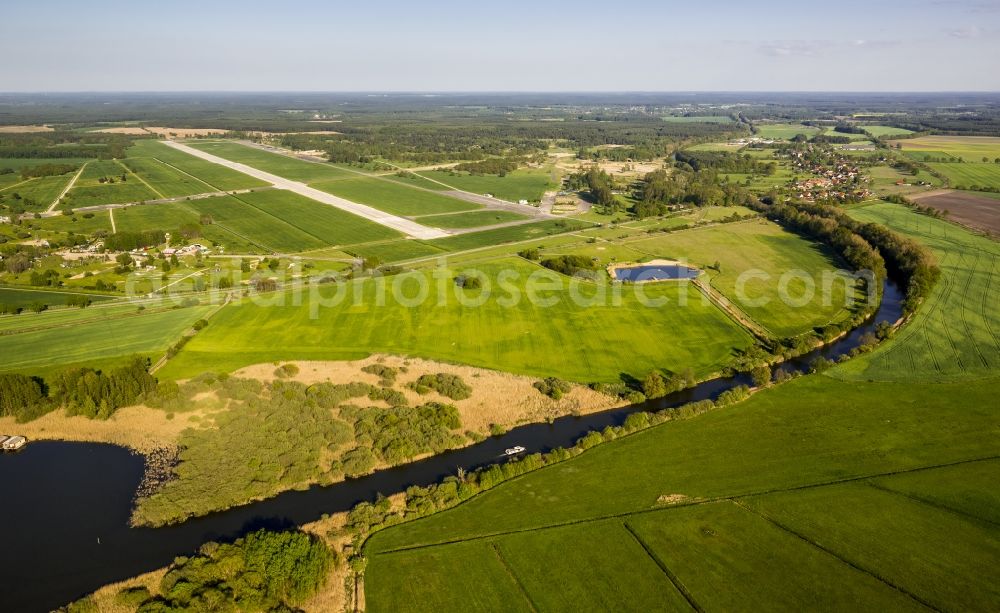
[65,182,160,207]
[122,156,216,198]
[187,141,355,183]
[236,189,402,245]
[0,300,165,334]
[361,205,1000,613]
[126,140,269,191]
[864,125,915,137]
[0,303,214,375]
[414,210,530,228]
[746,483,1000,612]
[345,239,446,262]
[926,162,1000,190]
[754,123,821,140]
[427,219,591,252]
[1,174,76,210]
[891,135,1000,162]
[188,195,329,253]
[160,258,753,381]
[833,202,1000,382]
[424,169,555,203]
[553,220,859,338]
[311,177,479,216]
[0,287,113,308]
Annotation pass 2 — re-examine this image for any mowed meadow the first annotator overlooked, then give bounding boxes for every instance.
[160,258,754,382]
[361,205,1000,613]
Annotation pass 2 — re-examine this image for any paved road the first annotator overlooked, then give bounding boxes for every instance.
[163,141,450,240]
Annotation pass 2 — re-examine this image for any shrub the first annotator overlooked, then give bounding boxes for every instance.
[410,373,472,400]
[361,363,397,386]
[274,363,300,379]
[534,377,572,400]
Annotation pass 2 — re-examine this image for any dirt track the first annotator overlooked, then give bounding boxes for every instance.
[910,189,1000,234]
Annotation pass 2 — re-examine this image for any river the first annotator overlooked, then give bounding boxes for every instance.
[0,280,903,612]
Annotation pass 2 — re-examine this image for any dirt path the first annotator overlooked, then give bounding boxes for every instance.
[115,159,165,199]
[163,141,450,240]
[46,162,87,213]
[109,207,117,233]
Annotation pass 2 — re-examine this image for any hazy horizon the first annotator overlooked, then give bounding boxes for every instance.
[2,0,998,92]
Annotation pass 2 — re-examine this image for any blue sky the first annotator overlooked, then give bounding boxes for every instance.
[1,0,998,91]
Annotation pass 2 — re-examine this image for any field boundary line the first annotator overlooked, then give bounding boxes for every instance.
[863,479,1000,529]
[732,500,942,612]
[152,156,225,193]
[369,454,1000,556]
[46,162,87,213]
[115,159,165,200]
[622,522,702,612]
[489,543,540,613]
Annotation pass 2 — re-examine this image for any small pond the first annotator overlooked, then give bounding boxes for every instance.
[612,263,700,282]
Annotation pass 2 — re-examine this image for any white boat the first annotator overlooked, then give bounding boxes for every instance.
[2,435,27,451]
[504,446,526,456]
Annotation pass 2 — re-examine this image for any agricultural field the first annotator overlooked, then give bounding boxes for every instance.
[364,376,1000,610]
[0,287,113,308]
[424,168,555,203]
[189,195,330,253]
[311,176,479,216]
[236,189,402,245]
[833,202,1000,382]
[413,209,530,228]
[427,219,591,252]
[0,303,214,376]
[63,161,161,207]
[926,162,1000,190]
[754,123,821,140]
[345,239,447,262]
[910,190,1000,234]
[126,140,269,191]
[187,140,356,183]
[891,135,1000,162]
[120,156,216,198]
[1,174,77,211]
[160,258,754,382]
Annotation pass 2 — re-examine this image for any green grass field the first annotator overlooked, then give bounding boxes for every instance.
[187,141,355,183]
[864,125,915,137]
[160,258,753,382]
[832,202,1000,382]
[424,168,554,203]
[126,140,269,191]
[0,303,214,375]
[552,220,858,338]
[754,123,821,140]
[311,177,479,216]
[361,205,1000,612]
[414,210,530,228]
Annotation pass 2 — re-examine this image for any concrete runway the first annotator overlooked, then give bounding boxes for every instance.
[163,141,450,240]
